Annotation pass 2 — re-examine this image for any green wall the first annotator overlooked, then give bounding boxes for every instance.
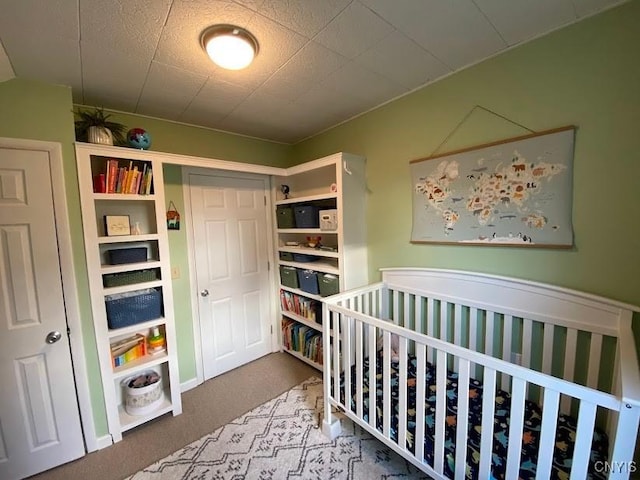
[292,2,640,310]
[0,78,290,439]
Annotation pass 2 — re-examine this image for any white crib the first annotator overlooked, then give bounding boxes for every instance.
[321,268,640,479]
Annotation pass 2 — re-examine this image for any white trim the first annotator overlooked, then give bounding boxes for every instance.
[180,377,200,393]
[183,167,278,383]
[75,142,286,176]
[0,137,96,452]
[95,435,114,451]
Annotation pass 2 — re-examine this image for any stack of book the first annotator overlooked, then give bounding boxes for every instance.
[280,290,321,323]
[93,159,153,195]
[282,319,323,365]
[110,333,147,367]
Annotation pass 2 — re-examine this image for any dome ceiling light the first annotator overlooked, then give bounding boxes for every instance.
[200,25,259,70]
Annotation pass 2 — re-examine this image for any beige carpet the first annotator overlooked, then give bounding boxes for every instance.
[127,377,427,479]
[30,353,317,480]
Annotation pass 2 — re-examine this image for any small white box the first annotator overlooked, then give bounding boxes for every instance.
[319,209,338,231]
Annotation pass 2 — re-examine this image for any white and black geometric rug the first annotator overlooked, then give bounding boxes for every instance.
[127,376,427,479]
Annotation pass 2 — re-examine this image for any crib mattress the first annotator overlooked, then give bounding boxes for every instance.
[340,353,609,480]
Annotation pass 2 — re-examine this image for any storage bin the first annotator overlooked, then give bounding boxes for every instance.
[292,253,317,262]
[319,273,340,297]
[297,269,319,295]
[107,247,147,265]
[105,288,162,329]
[276,206,295,229]
[122,370,163,416]
[279,251,294,261]
[293,205,319,228]
[103,269,159,288]
[279,266,299,289]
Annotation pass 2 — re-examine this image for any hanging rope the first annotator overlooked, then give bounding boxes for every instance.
[430,105,536,157]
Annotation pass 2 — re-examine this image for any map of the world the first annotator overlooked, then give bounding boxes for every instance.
[410,127,575,246]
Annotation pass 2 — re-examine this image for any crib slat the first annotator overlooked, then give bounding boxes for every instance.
[522,319,533,368]
[469,307,478,351]
[368,324,377,429]
[505,377,527,479]
[434,349,447,474]
[404,294,411,330]
[502,315,513,392]
[569,401,597,480]
[393,291,400,325]
[415,344,426,463]
[333,313,341,401]
[454,304,462,347]
[355,319,363,419]
[536,388,560,480]
[343,316,352,414]
[454,359,470,480]
[485,311,495,357]
[415,296,424,336]
[561,328,578,413]
[427,299,435,361]
[587,334,603,390]
[398,336,408,450]
[382,331,391,437]
[440,301,448,342]
[478,368,497,477]
[542,323,554,375]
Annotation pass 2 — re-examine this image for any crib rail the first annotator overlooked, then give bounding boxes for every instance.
[321,275,640,480]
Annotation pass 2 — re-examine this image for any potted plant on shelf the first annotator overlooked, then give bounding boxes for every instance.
[74,107,127,146]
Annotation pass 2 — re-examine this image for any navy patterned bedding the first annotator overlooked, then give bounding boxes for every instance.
[339,352,609,479]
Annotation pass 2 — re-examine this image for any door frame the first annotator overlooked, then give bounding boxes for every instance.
[182,167,279,385]
[0,137,96,453]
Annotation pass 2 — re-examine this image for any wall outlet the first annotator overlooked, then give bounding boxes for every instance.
[171,266,180,279]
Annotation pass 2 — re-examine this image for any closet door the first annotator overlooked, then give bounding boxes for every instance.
[189,172,273,379]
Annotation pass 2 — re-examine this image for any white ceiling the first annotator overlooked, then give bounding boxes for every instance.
[0,0,626,144]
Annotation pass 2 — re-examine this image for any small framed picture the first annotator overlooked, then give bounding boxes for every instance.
[104,215,131,236]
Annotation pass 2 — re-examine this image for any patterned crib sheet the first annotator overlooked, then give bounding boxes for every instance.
[340,353,609,479]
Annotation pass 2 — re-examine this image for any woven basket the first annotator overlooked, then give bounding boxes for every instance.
[103,269,158,288]
[105,288,162,329]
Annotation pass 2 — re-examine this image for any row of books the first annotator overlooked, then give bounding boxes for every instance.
[94,158,153,195]
[280,290,322,324]
[282,319,323,365]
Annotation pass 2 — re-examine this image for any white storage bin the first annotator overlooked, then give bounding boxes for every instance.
[122,371,163,416]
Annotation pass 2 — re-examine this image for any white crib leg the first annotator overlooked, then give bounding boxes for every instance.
[322,415,342,439]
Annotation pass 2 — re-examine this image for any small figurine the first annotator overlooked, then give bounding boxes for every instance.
[280,184,290,199]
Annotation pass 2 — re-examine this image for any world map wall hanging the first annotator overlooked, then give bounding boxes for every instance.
[410,126,575,247]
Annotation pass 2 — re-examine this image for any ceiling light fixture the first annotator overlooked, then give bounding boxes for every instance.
[200,25,259,70]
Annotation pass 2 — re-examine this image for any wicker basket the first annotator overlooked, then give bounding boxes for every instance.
[105,288,162,329]
[103,269,158,288]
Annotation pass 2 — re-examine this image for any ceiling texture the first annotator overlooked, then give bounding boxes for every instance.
[0,0,626,144]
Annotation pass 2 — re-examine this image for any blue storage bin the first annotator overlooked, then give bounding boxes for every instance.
[292,253,317,262]
[293,205,319,228]
[297,269,319,295]
[105,288,162,329]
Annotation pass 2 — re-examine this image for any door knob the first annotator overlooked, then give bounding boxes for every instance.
[46,331,62,344]
[200,289,210,297]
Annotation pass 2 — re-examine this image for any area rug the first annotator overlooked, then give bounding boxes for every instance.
[127,376,427,479]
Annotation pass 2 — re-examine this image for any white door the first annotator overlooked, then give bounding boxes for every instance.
[189,172,273,379]
[0,147,85,480]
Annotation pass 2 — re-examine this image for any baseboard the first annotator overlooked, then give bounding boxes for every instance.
[95,434,113,450]
[181,377,200,392]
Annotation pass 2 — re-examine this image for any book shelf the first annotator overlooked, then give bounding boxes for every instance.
[273,153,368,369]
[75,143,181,443]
